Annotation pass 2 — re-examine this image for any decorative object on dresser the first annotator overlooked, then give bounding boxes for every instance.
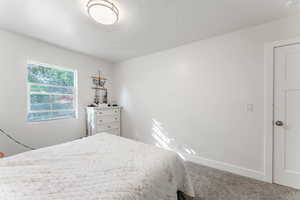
[0,152,4,158]
[86,107,121,137]
[91,70,108,106]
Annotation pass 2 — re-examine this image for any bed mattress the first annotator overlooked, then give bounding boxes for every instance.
[0,133,194,200]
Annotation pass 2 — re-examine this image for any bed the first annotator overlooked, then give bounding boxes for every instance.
[0,133,194,200]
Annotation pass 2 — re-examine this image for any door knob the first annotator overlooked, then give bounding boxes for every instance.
[275,121,284,127]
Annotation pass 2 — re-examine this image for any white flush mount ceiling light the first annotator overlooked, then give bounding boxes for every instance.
[87,0,119,25]
[286,0,300,7]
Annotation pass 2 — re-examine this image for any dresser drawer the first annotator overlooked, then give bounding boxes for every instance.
[96,122,120,132]
[106,128,120,136]
[96,115,120,124]
[86,107,121,137]
[95,108,120,116]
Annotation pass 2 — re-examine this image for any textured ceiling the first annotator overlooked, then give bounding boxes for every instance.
[0,0,298,63]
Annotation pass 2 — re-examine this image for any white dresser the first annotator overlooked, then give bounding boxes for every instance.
[86,107,121,137]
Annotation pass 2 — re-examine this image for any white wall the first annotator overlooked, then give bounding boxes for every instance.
[0,29,113,156]
[113,14,300,181]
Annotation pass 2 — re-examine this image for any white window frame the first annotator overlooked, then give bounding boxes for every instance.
[27,60,78,122]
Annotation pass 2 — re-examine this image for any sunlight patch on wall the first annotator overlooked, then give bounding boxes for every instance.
[152,119,196,160]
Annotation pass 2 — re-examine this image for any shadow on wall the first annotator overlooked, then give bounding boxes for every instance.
[151,119,196,160]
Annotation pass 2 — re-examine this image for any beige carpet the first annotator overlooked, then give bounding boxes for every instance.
[184,162,300,200]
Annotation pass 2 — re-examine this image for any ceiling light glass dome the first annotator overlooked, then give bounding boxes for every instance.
[87,0,119,25]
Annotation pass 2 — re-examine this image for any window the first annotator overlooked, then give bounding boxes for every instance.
[27,61,77,122]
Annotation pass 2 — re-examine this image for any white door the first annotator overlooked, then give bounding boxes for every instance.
[274,44,300,189]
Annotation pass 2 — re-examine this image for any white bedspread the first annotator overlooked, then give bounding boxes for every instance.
[0,133,194,200]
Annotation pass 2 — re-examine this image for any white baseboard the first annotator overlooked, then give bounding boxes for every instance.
[183,154,266,182]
